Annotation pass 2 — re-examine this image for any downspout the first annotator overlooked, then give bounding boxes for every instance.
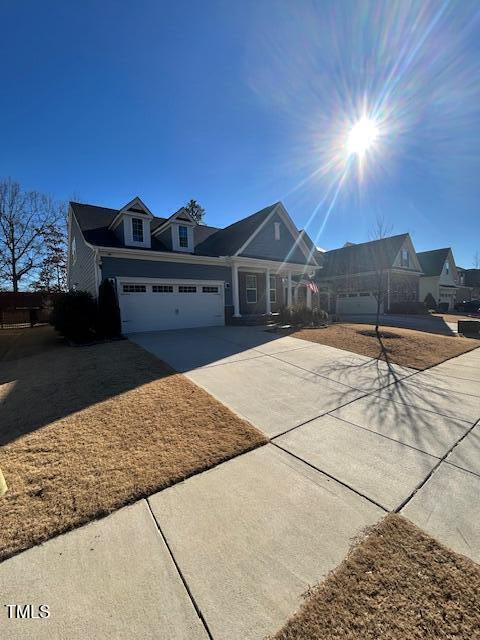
[387,270,391,312]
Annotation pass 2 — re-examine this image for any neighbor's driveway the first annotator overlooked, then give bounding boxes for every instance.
[342,312,458,335]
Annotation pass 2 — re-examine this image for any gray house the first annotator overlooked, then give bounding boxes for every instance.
[67,197,318,333]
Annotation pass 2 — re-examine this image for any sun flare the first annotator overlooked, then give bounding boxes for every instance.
[346,117,379,156]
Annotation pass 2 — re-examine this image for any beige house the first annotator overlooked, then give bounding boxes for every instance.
[417,248,458,310]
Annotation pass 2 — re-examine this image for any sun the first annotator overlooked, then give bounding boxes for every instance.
[346,117,379,157]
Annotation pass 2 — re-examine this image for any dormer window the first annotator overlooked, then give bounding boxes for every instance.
[445,260,450,275]
[132,218,144,243]
[178,225,188,248]
[401,249,410,267]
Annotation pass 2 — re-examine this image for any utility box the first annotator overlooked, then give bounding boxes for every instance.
[458,320,480,339]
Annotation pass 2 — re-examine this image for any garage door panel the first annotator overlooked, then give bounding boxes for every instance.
[337,292,380,314]
[119,281,225,333]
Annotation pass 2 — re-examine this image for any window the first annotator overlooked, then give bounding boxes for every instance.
[202,286,219,293]
[359,292,370,297]
[178,225,189,248]
[152,285,173,293]
[132,218,144,243]
[401,249,410,267]
[179,285,197,293]
[246,274,257,303]
[269,275,277,303]
[338,293,347,298]
[274,222,281,241]
[71,237,77,265]
[123,284,146,293]
[445,260,450,275]
[348,293,357,297]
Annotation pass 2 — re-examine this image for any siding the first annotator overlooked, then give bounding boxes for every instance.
[100,257,233,306]
[240,212,308,264]
[68,212,97,296]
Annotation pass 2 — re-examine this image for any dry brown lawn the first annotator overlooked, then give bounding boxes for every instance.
[0,326,266,562]
[272,514,480,640]
[290,323,478,369]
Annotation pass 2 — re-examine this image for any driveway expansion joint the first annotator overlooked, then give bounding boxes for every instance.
[271,441,389,513]
[145,499,214,640]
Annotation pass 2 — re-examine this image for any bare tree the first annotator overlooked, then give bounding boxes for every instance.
[0,178,65,291]
[369,216,393,335]
[184,199,205,224]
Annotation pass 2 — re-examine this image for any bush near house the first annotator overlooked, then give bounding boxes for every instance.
[50,291,98,343]
[278,305,328,328]
[97,280,121,338]
[423,293,437,311]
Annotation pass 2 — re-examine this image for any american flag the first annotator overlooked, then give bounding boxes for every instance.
[299,279,319,294]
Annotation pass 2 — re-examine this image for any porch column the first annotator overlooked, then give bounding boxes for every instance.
[287,271,293,306]
[306,286,312,309]
[265,269,271,315]
[232,263,241,317]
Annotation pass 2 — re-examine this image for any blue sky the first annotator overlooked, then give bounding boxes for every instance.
[1,0,479,266]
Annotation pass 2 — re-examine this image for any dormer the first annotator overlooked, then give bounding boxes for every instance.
[152,207,196,253]
[108,197,154,249]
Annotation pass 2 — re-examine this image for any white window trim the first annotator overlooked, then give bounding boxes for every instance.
[131,217,144,243]
[171,222,194,253]
[246,274,257,304]
[269,275,277,303]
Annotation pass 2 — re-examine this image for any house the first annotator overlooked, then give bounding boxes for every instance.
[67,197,319,333]
[417,248,458,310]
[315,234,423,314]
[463,268,480,301]
[455,267,472,303]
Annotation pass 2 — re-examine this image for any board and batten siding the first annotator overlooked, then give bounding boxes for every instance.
[100,257,233,306]
[68,212,98,296]
[240,212,308,264]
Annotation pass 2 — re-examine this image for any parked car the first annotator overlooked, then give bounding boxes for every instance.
[455,299,480,313]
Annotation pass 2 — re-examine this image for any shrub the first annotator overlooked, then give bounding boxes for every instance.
[424,293,437,311]
[97,279,121,338]
[278,304,328,328]
[388,301,427,315]
[50,291,97,343]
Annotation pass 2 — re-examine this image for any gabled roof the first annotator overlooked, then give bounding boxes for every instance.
[417,248,451,277]
[320,233,410,277]
[194,203,278,257]
[70,199,315,264]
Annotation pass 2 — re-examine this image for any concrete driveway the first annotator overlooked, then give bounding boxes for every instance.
[130,326,413,437]
[2,327,478,640]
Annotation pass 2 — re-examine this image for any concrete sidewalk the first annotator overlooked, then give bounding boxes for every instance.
[1,329,478,640]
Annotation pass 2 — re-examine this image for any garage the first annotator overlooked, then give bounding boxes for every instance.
[118,278,225,333]
[336,292,381,314]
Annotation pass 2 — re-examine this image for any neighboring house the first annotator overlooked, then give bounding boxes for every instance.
[464,268,480,301]
[455,267,472,303]
[67,197,318,333]
[315,234,422,314]
[417,248,458,310]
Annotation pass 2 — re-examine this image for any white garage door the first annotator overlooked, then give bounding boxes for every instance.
[118,279,225,333]
[336,292,381,314]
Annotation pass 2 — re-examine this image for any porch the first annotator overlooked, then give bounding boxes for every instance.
[229,260,314,322]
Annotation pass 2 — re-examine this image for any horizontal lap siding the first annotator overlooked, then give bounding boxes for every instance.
[100,257,233,306]
[240,212,307,264]
[69,215,97,296]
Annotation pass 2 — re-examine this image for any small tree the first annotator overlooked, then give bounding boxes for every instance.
[31,222,67,292]
[369,217,393,335]
[97,280,121,338]
[424,292,437,311]
[184,199,205,224]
